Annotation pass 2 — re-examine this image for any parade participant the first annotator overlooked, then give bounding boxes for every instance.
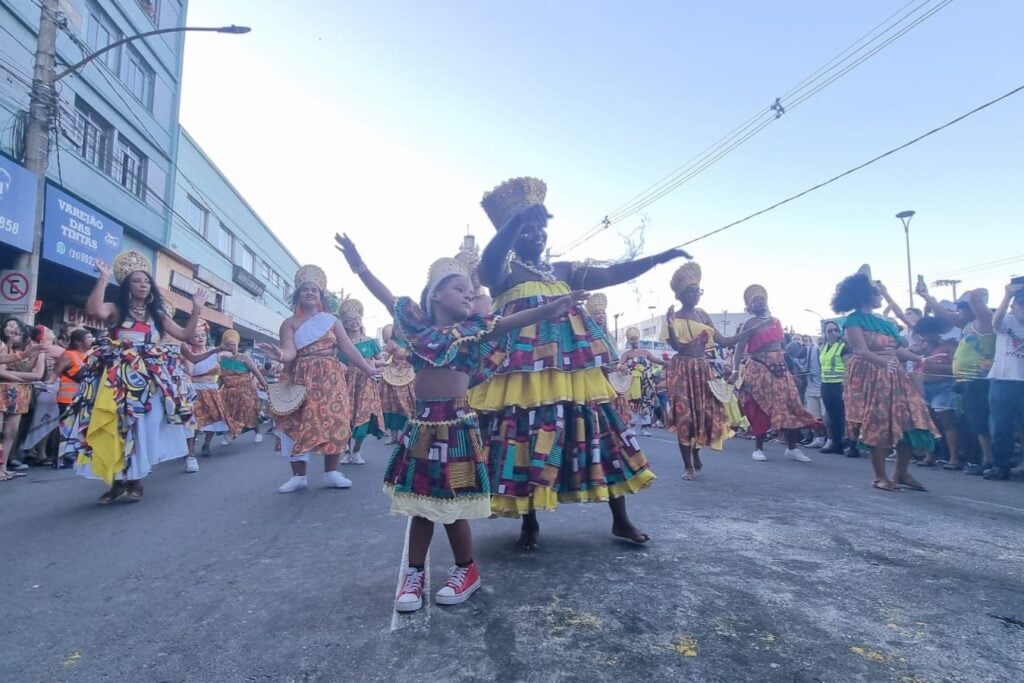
[218,330,268,443]
[338,298,385,464]
[661,263,764,480]
[258,264,378,493]
[379,324,416,444]
[187,320,229,464]
[0,321,46,470]
[338,233,580,612]
[0,330,45,480]
[983,283,1024,481]
[831,268,937,492]
[473,176,690,549]
[910,316,959,467]
[732,284,819,463]
[20,326,66,466]
[587,294,633,421]
[619,327,665,436]
[61,251,207,503]
[818,321,851,455]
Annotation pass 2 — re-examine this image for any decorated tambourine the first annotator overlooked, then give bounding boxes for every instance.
[707,378,735,405]
[382,362,415,387]
[268,382,307,416]
[606,370,633,395]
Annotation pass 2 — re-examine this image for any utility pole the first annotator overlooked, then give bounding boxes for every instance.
[16,0,60,323]
[933,278,962,301]
[721,309,730,335]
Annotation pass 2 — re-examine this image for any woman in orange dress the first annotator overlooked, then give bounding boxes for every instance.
[338,298,385,464]
[831,268,937,492]
[732,284,820,463]
[378,324,416,444]
[188,321,230,460]
[661,263,763,480]
[218,329,268,442]
[259,265,379,493]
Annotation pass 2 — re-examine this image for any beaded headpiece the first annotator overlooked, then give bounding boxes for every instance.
[586,293,608,315]
[626,326,641,339]
[424,257,471,317]
[112,250,152,284]
[743,284,768,307]
[338,298,364,321]
[481,177,548,230]
[381,324,394,342]
[294,264,327,290]
[670,262,702,296]
[222,329,241,345]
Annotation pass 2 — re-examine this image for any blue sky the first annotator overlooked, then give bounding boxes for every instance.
[178,1,1023,333]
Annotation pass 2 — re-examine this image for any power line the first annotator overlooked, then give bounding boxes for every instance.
[554,0,957,255]
[667,83,1024,250]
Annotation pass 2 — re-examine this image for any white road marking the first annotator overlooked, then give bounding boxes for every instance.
[390,517,430,631]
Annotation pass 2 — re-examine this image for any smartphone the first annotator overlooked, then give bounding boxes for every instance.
[917,275,926,289]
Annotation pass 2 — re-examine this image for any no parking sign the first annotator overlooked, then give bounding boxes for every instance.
[0,270,30,314]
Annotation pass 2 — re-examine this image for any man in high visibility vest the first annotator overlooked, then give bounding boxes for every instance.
[54,329,94,411]
[819,320,851,455]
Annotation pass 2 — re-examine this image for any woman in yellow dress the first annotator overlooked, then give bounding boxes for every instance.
[618,327,666,436]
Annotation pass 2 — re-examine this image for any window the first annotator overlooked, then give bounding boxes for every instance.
[86,3,122,72]
[234,242,254,273]
[186,197,208,236]
[124,47,155,109]
[259,260,271,281]
[64,98,113,174]
[136,0,160,24]
[212,222,233,256]
[115,135,147,199]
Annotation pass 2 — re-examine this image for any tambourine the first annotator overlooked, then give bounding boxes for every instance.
[606,370,633,395]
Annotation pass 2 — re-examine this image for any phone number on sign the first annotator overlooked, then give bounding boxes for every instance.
[0,216,21,235]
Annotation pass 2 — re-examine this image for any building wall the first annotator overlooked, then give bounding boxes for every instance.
[168,127,300,343]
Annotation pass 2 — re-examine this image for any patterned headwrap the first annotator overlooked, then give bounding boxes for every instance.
[743,284,768,307]
[424,257,470,318]
[112,250,152,284]
[670,262,702,296]
[222,329,241,345]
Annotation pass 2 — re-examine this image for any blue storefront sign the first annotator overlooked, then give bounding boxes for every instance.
[0,155,38,252]
[43,185,123,276]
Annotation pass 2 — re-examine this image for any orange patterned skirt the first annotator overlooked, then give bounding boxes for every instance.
[740,351,817,436]
[667,355,731,450]
[346,364,384,440]
[380,378,416,431]
[844,356,938,449]
[193,387,228,431]
[220,371,260,436]
[276,356,351,456]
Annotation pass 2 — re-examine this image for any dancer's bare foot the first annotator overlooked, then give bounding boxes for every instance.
[612,521,650,544]
[693,452,703,471]
[681,468,695,481]
[893,474,927,491]
[518,514,540,550]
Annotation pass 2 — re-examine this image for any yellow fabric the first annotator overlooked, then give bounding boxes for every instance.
[490,469,656,517]
[629,368,643,400]
[660,318,716,349]
[80,380,124,485]
[469,367,616,411]
[492,279,570,308]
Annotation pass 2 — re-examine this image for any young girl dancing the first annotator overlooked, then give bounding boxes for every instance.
[337,233,581,612]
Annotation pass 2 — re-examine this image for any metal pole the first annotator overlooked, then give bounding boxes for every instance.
[15,0,59,323]
[904,224,913,310]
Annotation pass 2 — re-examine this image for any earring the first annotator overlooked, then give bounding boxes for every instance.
[145,293,154,304]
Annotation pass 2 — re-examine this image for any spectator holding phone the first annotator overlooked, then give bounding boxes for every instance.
[983,282,1024,480]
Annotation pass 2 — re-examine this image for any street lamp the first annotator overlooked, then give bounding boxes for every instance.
[895,210,916,309]
[648,305,657,343]
[613,312,622,349]
[804,308,824,319]
[17,0,250,322]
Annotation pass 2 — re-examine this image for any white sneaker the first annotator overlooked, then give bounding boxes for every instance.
[220,435,231,446]
[323,471,352,489]
[808,437,826,449]
[885,450,897,462]
[184,456,199,473]
[278,475,308,493]
[395,568,425,612]
[821,439,834,451]
[254,433,264,444]
[786,448,812,463]
[352,453,366,465]
[340,454,352,465]
[752,450,767,461]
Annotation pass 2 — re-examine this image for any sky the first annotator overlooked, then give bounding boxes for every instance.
[177,0,1024,336]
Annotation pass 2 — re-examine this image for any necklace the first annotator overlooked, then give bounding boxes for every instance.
[129,302,148,320]
[511,255,556,282]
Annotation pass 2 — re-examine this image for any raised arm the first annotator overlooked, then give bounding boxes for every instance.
[565,248,691,291]
[335,233,397,311]
[482,292,582,341]
[967,289,994,334]
[992,284,1020,332]
[161,289,210,343]
[877,282,913,329]
[180,345,220,364]
[914,282,958,328]
[87,261,117,323]
[478,215,524,290]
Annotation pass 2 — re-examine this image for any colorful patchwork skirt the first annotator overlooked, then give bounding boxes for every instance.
[383,397,490,524]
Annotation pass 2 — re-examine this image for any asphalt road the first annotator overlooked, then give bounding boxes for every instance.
[2,430,1022,682]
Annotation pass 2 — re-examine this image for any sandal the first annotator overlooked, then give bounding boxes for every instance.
[894,476,927,492]
[942,462,963,471]
[125,480,144,502]
[871,479,901,492]
[681,469,695,481]
[916,460,936,467]
[98,482,126,504]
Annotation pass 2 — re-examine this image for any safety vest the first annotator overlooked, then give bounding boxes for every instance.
[57,350,86,405]
[819,342,846,384]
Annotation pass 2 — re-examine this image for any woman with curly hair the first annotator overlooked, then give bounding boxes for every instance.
[831,267,938,492]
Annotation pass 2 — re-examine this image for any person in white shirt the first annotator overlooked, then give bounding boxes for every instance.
[984,283,1024,480]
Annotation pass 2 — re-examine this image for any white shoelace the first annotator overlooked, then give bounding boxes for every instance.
[446,566,469,589]
[400,570,423,596]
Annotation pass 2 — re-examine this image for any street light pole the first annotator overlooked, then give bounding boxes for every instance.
[933,278,962,301]
[14,5,250,322]
[613,313,622,350]
[896,210,916,309]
